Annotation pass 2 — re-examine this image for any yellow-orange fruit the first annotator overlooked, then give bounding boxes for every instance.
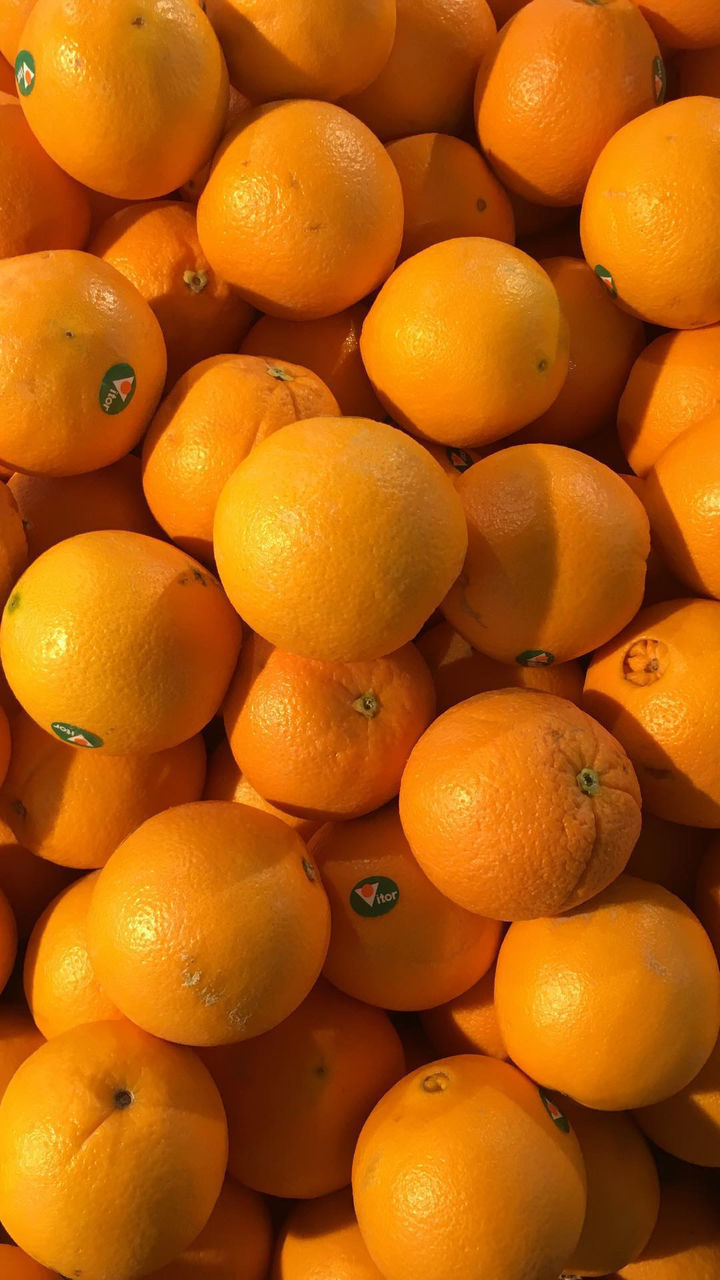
[270,1188,384,1280]
[148,1179,272,1280]
[644,414,720,599]
[0,94,88,256]
[635,1031,720,1166]
[617,1171,720,1277]
[0,1006,43,1102]
[420,965,507,1060]
[633,0,720,49]
[203,738,320,842]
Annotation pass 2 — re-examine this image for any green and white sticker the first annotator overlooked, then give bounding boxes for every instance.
[99,363,136,415]
[51,722,103,749]
[539,1088,570,1133]
[653,56,666,105]
[351,876,400,917]
[594,265,617,297]
[516,649,555,667]
[15,51,35,97]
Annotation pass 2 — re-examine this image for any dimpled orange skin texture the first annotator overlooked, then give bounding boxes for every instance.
[352,1055,586,1280]
[149,1178,272,1280]
[0,95,89,256]
[213,417,468,663]
[0,530,242,757]
[634,0,720,48]
[581,97,720,329]
[87,801,331,1046]
[0,1246,56,1280]
[399,688,642,921]
[142,354,340,565]
[562,1101,659,1277]
[90,201,255,389]
[17,0,228,199]
[203,738,320,842]
[618,328,720,476]
[8,455,161,561]
[442,444,650,665]
[495,875,720,1110]
[617,1172,720,1278]
[0,487,24,614]
[197,100,403,321]
[475,0,661,208]
[202,980,405,1198]
[417,621,585,714]
[386,132,515,261]
[360,238,569,447]
[0,1008,43,1102]
[420,964,508,1059]
[312,803,503,1010]
[0,820,74,939]
[204,0,396,102]
[271,1188,384,1280]
[635,1031,720,1166]
[514,256,646,447]
[0,713,206,869]
[0,250,167,477]
[0,1021,228,1280]
[0,0,35,62]
[224,633,436,821]
[643,414,720,599]
[240,305,383,419]
[24,872,123,1038]
[583,599,720,827]
[341,0,496,141]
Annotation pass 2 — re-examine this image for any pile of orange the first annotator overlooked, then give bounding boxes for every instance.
[0,0,719,1278]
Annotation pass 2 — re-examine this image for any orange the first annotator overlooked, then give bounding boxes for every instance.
[0,1246,55,1279]
[618,327,720,476]
[584,599,720,826]
[88,801,330,1046]
[0,0,35,62]
[353,1055,586,1280]
[202,979,404,1197]
[340,0,496,141]
[581,96,720,328]
[224,635,436,821]
[644,413,720,598]
[386,132,514,261]
[619,473,687,609]
[203,738,320,841]
[179,83,252,205]
[360,238,569,447]
[271,1188,384,1280]
[627,813,710,903]
[416,620,584,713]
[0,1020,228,1280]
[240,305,383,419]
[311,803,503,1009]
[0,884,17,996]
[0,822,73,938]
[0,1006,43,1101]
[442,444,650,664]
[17,0,228,199]
[204,0,396,102]
[617,1170,720,1277]
[24,872,122,1038]
[90,201,254,389]
[84,188,144,239]
[0,712,206,869]
[400,688,641,920]
[632,0,720,49]
[513,256,646,446]
[1,530,241,756]
[635,1031,720,1166]
[142,354,340,564]
[198,100,402,320]
[213,417,467,663]
[420,964,508,1059]
[696,837,720,955]
[0,94,88,256]
[676,44,720,95]
[149,1179,272,1280]
[8,455,160,560]
[495,874,720,1108]
[0,250,166,476]
[562,1101,659,1276]
[475,0,662,207]
[0,484,27,610]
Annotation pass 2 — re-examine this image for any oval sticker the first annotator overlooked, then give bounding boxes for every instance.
[51,722,103,749]
[99,363,136,415]
[15,51,35,97]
